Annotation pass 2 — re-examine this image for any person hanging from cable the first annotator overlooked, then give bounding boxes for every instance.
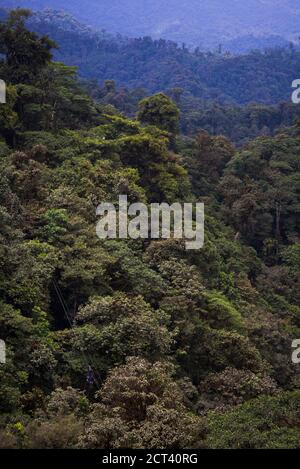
[53,279,101,389]
[86,365,96,388]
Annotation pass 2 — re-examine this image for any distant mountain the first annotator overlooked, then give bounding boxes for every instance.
[3,0,300,50]
[7,9,297,108]
[223,35,291,55]
[27,9,119,43]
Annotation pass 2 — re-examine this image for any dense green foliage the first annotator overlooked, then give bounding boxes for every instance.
[83,80,300,147]
[0,11,300,449]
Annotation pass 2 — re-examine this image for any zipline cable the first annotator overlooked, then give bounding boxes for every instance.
[52,279,102,388]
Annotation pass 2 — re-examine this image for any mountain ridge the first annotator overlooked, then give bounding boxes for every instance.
[3,0,300,49]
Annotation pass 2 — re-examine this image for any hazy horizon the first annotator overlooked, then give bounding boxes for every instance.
[3,0,300,48]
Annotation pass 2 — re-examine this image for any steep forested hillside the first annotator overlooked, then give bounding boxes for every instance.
[4,0,300,49]
[0,10,300,449]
